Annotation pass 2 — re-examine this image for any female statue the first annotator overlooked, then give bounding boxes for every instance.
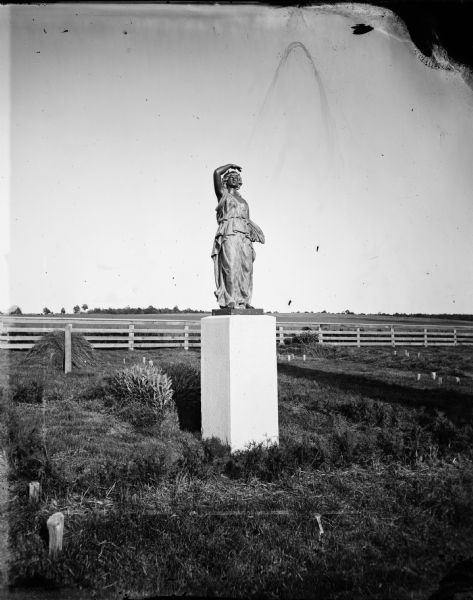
[211,164,265,309]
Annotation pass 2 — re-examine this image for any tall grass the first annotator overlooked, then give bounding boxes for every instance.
[105,363,175,427]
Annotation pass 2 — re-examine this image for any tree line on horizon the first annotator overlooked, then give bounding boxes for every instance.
[86,305,207,315]
[377,312,473,321]
[34,305,207,315]
[2,306,473,321]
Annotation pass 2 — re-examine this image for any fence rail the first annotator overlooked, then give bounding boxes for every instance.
[1,316,472,350]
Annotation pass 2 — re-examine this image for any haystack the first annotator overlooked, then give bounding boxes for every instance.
[23,330,99,370]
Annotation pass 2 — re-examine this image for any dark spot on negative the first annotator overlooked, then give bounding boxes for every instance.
[62,29,68,33]
[352,24,374,35]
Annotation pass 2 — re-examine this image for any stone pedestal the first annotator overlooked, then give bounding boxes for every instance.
[201,315,278,452]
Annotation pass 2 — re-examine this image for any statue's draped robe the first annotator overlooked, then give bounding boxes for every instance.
[212,190,260,308]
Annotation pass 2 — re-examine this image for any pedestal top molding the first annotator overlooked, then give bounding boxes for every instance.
[211,308,264,316]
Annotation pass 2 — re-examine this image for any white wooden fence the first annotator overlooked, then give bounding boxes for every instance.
[0,317,201,351]
[1,316,472,350]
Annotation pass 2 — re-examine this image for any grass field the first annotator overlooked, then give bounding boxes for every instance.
[1,344,473,599]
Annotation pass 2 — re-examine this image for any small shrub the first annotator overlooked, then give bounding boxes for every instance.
[290,331,319,345]
[337,397,398,429]
[431,412,458,447]
[377,429,408,462]
[113,400,163,428]
[224,443,283,481]
[11,380,44,404]
[203,437,231,461]
[430,412,473,457]
[79,381,108,402]
[177,434,207,477]
[283,334,339,359]
[222,439,325,482]
[332,419,361,461]
[122,442,178,485]
[7,409,49,480]
[378,424,435,464]
[106,363,175,426]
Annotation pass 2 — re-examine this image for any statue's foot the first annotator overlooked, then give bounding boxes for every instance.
[245,304,254,309]
[227,302,236,309]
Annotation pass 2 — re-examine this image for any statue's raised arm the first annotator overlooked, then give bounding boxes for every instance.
[213,163,241,200]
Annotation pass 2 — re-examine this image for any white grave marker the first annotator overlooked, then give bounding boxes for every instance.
[47,512,64,557]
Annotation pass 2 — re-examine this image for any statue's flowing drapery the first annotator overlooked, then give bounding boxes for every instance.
[211,190,264,308]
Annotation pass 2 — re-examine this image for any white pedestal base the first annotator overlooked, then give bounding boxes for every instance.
[201,315,279,452]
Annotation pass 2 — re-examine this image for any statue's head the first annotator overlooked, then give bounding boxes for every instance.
[223,169,242,190]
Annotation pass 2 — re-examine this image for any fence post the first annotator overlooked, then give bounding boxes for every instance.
[278,326,284,346]
[318,325,323,345]
[128,324,134,351]
[356,328,361,348]
[64,324,72,374]
[391,326,395,347]
[424,328,428,347]
[184,324,189,350]
[453,328,457,346]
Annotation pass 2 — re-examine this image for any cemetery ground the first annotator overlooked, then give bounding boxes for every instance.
[1,343,473,599]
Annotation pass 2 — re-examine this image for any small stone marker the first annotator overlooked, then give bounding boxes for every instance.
[29,481,40,503]
[47,512,64,557]
[416,374,421,381]
[287,355,291,362]
[314,513,324,539]
[393,350,397,356]
[123,357,126,364]
[455,377,461,384]
[431,372,437,380]
[303,354,306,361]
[149,360,153,367]
[438,377,443,385]
[417,352,421,358]
[405,350,409,357]
[142,357,146,364]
